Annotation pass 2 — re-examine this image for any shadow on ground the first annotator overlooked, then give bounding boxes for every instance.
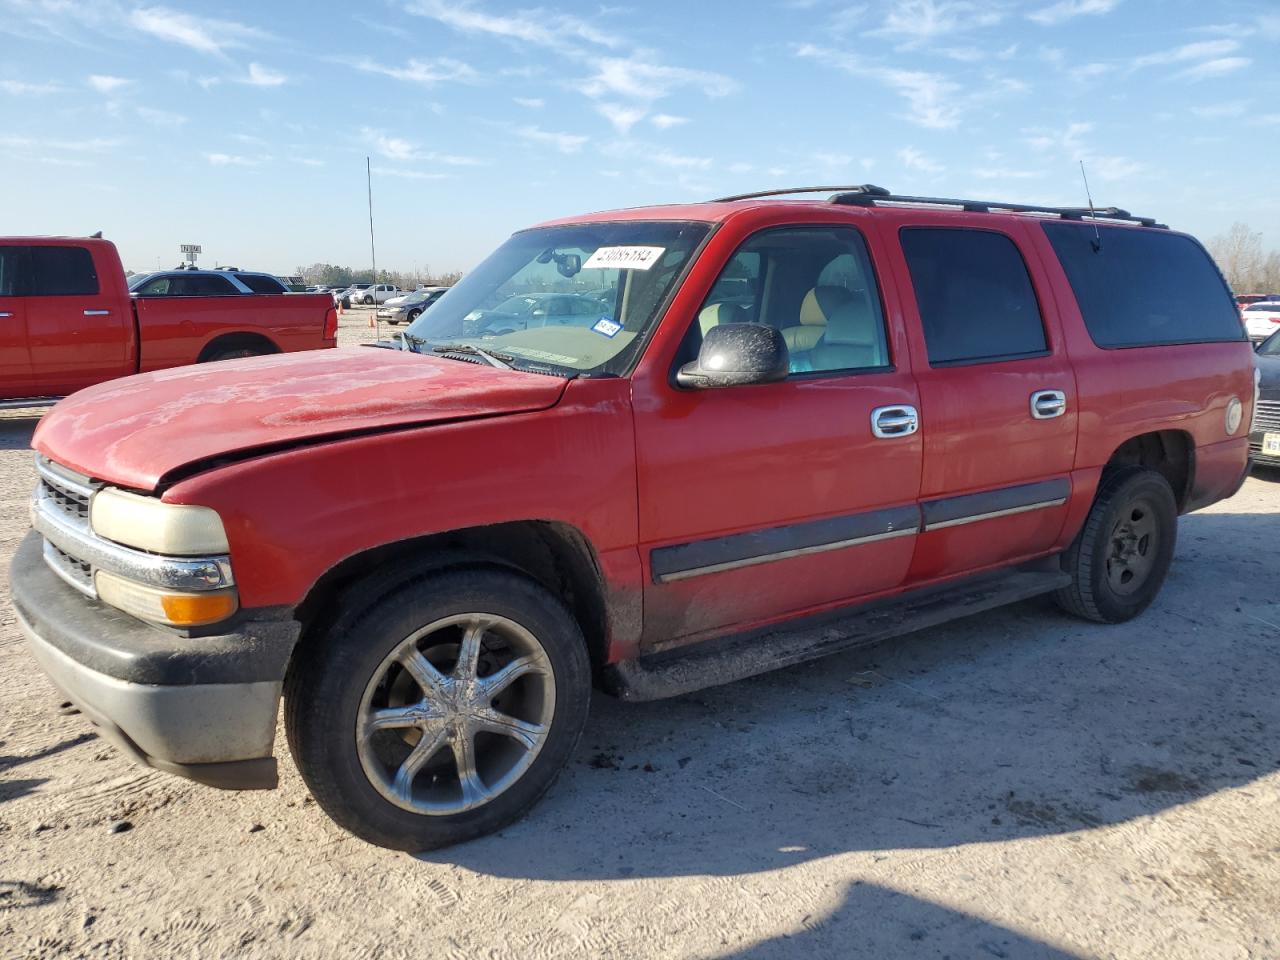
[0,417,39,451]
[423,508,1279,888]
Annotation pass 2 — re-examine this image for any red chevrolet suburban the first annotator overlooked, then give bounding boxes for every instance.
[9,186,1255,851]
[0,237,337,406]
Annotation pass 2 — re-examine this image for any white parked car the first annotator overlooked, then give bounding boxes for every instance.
[1243,301,1280,342]
[352,283,401,305]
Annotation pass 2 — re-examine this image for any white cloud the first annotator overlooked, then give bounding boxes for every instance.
[135,105,187,126]
[972,166,1043,180]
[582,55,735,103]
[513,96,544,108]
[873,0,1003,43]
[346,56,477,86]
[360,127,482,165]
[243,63,286,87]
[1133,39,1238,69]
[728,162,754,175]
[129,6,265,56]
[650,149,711,170]
[898,146,943,174]
[370,166,450,180]
[596,102,646,134]
[0,79,61,95]
[651,113,688,129]
[0,134,121,153]
[404,0,620,53]
[1177,57,1250,81]
[1028,0,1120,26]
[295,157,325,167]
[88,74,131,94]
[512,124,588,154]
[1022,122,1142,182]
[1190,101,1248,119]
[206,153,262,166]
[794,44,967,129]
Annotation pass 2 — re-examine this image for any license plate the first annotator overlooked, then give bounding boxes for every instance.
[1265,433,1280,456]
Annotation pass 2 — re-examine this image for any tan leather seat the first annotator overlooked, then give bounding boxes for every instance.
[782,286,853,353]
[698,301,747,336]
[807,295,885,370]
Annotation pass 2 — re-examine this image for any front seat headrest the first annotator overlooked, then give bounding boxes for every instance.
[698,301,747,335]
[799,286,854,327]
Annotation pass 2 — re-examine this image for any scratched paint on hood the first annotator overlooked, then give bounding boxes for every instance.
[34,348,568,490]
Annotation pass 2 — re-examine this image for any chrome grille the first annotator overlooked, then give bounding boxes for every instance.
[34,456,103,596]
[1255,399,1280,433]
[43,539,94,594]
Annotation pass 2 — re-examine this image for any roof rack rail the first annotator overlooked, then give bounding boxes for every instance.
[830,191,1165,227]
[711,185,1165,228]
[711,184,890,203]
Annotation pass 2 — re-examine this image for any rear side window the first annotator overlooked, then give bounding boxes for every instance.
[0,246,28,296]
[234,273,286,294]
[1042,223,1243,348]
[30,246,99,296]
[185,274,240,296]
[900,228,1047,365]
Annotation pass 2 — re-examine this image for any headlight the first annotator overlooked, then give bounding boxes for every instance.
[95,570,238,627]
[90,487,230,556]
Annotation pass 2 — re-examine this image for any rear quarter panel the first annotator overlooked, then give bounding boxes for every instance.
[134,293,335,371]
[1024,224,1254,522]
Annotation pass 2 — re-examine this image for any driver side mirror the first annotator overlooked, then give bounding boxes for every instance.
[676,323,790,389]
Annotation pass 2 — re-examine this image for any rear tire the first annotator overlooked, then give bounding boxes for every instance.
[1054,466,1178,623]
[284,567,591,851]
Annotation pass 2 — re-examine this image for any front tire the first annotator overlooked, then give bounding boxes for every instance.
[284,568,591,851]
[1054,466,1178,623]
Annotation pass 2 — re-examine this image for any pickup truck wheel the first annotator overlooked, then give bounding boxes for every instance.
[1054,466,1177,623]
[283,568,591,851]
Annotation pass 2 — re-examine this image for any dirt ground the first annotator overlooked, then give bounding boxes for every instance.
[2,310,1278,959]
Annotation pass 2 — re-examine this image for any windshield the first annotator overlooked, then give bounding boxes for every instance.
[1245,302,1280,312]
[127,273,153,291]
[404,220,709,375]
[1260,331,1280,356]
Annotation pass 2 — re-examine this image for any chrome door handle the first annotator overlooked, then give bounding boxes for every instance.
[1030,389,1067,420]
[0,311,12,318]
[871,404,919,438]
[83,309,111,317]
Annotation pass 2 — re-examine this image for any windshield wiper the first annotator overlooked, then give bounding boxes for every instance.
[430,343,514,369]
[400,331,426,353]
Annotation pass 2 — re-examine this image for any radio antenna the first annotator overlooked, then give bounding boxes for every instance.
[1079,160,1102,252]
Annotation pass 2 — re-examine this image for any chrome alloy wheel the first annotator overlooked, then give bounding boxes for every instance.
[356,614,556,815]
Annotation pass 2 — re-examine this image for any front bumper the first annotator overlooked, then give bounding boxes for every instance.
[9,531,300,790]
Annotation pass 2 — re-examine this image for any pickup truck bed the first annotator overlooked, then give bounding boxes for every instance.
[1,237,336,404]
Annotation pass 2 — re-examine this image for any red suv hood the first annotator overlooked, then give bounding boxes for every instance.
[34,348,568,490]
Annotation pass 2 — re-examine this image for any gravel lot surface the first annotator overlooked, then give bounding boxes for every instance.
[2,311,1278,959]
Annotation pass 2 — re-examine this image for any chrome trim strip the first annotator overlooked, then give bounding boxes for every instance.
[923,497,1068,531]
[655,526,918,583]
[36,454,99,502]
[42,539,96,598]
[32,495,234,593]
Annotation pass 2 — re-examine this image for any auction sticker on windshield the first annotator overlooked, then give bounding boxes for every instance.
[583,246,666,271]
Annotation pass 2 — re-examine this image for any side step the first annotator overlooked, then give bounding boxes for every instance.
[0,397,59,411]
[603,568,1071,702]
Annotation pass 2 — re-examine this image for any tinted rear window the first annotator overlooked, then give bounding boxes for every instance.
[234,273,285,293]
[1042,223,1242,348]
[901,228,1048,365]
[30,246,99,296]
[0,247,27,296]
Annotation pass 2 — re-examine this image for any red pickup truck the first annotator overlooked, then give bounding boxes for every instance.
[10,186,1255,852]
[0,236,337,405]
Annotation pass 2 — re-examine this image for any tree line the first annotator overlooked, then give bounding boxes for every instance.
[1207,223,1280,294]
[294,263,464,290]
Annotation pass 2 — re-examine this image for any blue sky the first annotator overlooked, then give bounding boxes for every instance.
[1,0,1277,275]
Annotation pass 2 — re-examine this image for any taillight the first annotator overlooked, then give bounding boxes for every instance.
[323,306,338,339]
